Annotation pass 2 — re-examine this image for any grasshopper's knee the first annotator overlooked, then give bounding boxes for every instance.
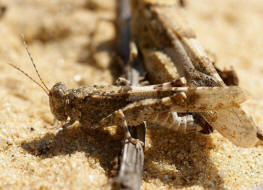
[171,77,187,87]
[114,77,131,86]
[169,92,187,105]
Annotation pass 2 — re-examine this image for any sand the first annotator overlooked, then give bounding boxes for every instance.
[0,0,262,189]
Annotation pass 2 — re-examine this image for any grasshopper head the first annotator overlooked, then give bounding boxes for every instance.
[49,82,68,121]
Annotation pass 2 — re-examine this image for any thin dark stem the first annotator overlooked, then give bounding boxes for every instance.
[115,0,131,64]
[112,0,146,190]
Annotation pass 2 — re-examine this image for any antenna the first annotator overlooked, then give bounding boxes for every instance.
[20,34,50,93]
[7,62,49,95]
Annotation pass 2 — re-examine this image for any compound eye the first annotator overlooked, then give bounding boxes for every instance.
[52,88,64,98]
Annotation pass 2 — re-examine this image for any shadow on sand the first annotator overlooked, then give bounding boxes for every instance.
[22,124,225,189]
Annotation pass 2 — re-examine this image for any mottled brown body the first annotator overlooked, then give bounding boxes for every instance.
[48,80,245,145]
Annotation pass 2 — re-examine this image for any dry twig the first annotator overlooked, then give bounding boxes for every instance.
[113,0,146,189]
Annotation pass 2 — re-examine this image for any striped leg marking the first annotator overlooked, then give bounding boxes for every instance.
[115,109,144,147]
[151,112,202,133]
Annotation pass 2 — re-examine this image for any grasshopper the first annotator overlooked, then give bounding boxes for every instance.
[8,38,246,146]
[130,0,263,147]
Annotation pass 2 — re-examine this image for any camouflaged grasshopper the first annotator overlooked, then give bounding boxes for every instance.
[8,38,247,146]
[131,0,263,147]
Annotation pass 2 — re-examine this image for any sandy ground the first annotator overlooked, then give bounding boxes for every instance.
[0,0,263,189]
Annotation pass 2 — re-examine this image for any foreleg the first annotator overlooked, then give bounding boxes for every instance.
[55,118,76,134]
[114,109,144,146]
